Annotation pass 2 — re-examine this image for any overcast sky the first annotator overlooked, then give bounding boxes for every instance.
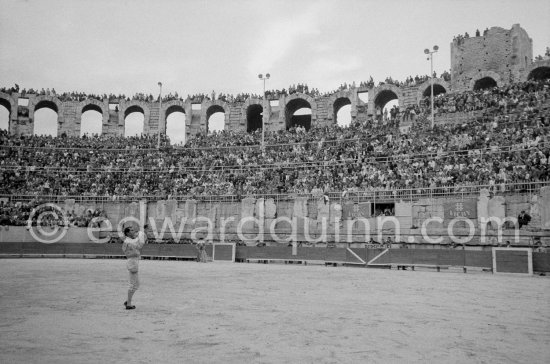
[1,0,549,141]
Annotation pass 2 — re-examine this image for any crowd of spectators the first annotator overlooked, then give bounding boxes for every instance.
[453,28,489,45]
[421,79,550,116]
[1,73,454,109]
[0,78,549,200]
[380,71,451,87]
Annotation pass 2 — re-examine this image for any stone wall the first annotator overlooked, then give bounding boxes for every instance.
[50,189,550,246]
[451,24,533,91]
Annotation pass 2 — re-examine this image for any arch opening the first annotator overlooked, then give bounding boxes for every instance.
[124,105,145,119]
[336,105,352,127]
[285,98,312,131]
[80,110,103,137]
[422,84,447,97]
[473,77,497,90]
[35,100,58,113]
[0,99,10,131]
[166,109,186,146]
[374,90,398,111]
[33,108,58,137]
[528,66,550,81]
[206,105,225,134]
[124,111,144,137]
[334,97,352,127]
[82,104,103,114]
[246,104,263,133]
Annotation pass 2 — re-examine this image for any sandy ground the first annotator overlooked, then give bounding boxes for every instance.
[0,259,549,364]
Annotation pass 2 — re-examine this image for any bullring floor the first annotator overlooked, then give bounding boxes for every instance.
[0,259,549,363]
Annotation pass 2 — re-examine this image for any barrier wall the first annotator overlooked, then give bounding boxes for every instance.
[1,242,548,272]
[0,226,95,243]
[11,186,546,247]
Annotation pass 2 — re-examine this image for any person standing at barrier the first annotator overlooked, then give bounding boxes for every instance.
[196,238,208,263]
[122,226,147,310]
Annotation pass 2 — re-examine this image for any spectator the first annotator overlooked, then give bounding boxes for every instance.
[517,210,531,229]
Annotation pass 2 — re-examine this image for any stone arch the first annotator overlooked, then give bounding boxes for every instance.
[242,98,264,133]
[333,97,352,124]
[246,103,263,133]
[325,90,354,123]
[284,93,317,130]
[122,103,147,119]
[372,84,402,111]
[203,100,229,133]
[527,66,550,81]
[162,100,188,144]
[77,99,108,135]
[120,100,150,136]
[0,92,15,114]
[243,97,264,111]
[162,100,187,119]
[80,99,106,114]
[416,78,449,103]
[31,95,62,114]
[469,70,502,90]
[0,92,15,131]
[29,95,63,136]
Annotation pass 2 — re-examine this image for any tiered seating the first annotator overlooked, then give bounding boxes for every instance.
[0,79,548,204]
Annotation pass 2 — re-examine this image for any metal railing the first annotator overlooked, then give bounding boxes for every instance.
[2,180,548,204]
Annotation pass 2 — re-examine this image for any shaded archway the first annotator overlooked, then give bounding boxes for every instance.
[334,97,352,127]
[165,105,186,145]
[124,105,145,137]
[285,98,312,130]
[374,89,399,121]
[528,66,550,81]
[246,104,263,133]
[374,89,398,111]
[0,98,10,130]
[206,105,225,134]
[473,77,497,90]
[35,100,59,113]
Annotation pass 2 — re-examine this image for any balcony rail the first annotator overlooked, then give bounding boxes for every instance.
[1,180,548,205]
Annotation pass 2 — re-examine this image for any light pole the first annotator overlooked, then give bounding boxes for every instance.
[424,45,438,129]
[258,73,270,152]
[157,82,162,149]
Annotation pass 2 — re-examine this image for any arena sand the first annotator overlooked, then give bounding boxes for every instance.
[0,259,549,364]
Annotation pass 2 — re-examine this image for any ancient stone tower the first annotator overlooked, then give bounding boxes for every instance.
[450,24,533,91]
